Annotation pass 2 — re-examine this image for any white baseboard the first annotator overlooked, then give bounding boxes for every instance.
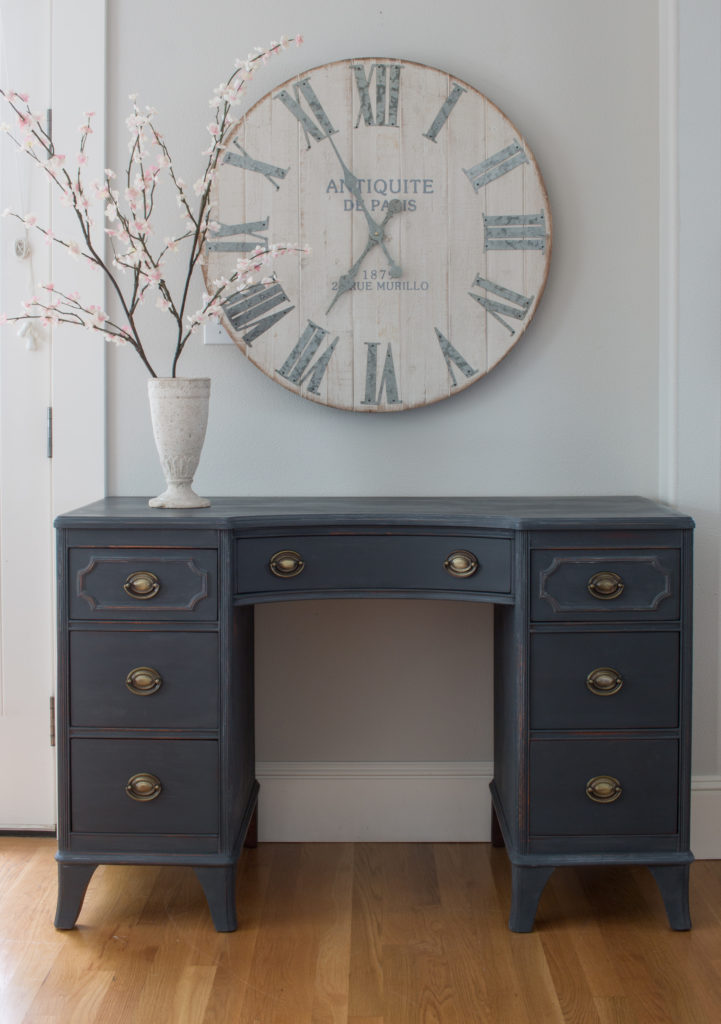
[690,776,721,859]
[256,761,494,842]
[256,762,721,857]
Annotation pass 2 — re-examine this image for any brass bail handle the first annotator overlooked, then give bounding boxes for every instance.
[125,772,162,802]
[587,570,624,601]
[269,550,305,578]
[586,667,624,697]
[586,775,622,804]
[444,550,479,578]
[123,570,161,600]
[126,667,163,696]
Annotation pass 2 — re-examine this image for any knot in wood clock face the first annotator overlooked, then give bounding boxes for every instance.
[205,58,552,412]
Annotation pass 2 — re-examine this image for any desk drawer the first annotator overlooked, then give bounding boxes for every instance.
[70,738,218,834]
[530,632,680,730]
[529,738,678,836]
[531,549,680,621]
[69,631,219,729]
[235,535,512,596]
[68,548,217,621]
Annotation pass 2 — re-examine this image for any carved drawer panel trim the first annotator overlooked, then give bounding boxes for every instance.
[68,548,217,620]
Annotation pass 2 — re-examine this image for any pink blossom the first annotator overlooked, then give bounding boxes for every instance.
[0,312,8,325]
[77,152,88,165]
[68,240,81,258]
[207,123,220,137]
[24,213,37,227]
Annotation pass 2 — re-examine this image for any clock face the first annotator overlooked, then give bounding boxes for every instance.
[205,58,551,412]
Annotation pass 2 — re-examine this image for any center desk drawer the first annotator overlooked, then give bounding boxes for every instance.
[235,535,512,596]
[68,548,218,621]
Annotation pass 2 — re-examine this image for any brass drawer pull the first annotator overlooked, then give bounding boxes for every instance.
[269,550,305,578]
[125,772,162,802]
[587,571,624,601]
[123,570,161,600]
[586,667,624,697]
[125,666,163,696]
[586,775,622,804]
[444,550,478,578]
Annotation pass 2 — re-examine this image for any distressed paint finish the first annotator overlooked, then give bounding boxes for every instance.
[53,496,694,934]
[205,59,552,411]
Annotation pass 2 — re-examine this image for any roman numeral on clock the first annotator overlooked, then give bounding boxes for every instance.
[223,282,295,345]
[223,141,289,190]
[484,212,547,252]
[352,63,401,127]
[361,343,401,406]
[207,218,269,253]
[277,321,339,394]
[468,276,532,335]
[435,328,477,386]
[463,140,528,192]
[276,77,337,147]
[423,83,467,142]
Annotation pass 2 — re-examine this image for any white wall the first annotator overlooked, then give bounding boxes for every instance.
[35,0,721,844]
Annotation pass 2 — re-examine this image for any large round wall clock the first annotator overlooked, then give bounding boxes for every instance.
[205,57,551,412]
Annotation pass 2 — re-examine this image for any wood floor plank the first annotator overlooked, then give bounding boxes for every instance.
[1,839,721,1024]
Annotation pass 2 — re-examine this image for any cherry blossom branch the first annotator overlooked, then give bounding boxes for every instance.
[0,34,304,378]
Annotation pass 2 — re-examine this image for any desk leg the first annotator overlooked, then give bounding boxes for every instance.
[648,864,692,930]
[195,865,238,932]
[508,864,554,932]
[54,863,97,929]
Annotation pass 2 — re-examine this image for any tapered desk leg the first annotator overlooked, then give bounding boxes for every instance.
[508,864,554,932]
[54,863,97,929]
[194,865,238,932]
[648,864,691,930]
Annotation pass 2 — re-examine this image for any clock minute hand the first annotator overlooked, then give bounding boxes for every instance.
[326,235,377,314]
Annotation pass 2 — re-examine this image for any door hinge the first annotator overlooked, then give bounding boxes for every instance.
[46,107,52,142]
[49,695,56,747]
[46,406,53,458]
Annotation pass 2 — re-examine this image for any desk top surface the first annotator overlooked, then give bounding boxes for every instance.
[55,496,694,531]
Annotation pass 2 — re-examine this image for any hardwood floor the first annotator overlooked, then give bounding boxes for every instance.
[1,836,721,1023]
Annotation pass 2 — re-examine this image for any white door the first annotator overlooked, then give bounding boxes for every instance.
[0,0,55,827]
[0,0,105,827]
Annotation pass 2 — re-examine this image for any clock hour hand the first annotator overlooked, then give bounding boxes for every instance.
[326,200,403,314]
[327,138,403,278]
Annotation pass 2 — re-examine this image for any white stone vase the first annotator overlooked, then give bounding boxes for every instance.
[147,377,211,508]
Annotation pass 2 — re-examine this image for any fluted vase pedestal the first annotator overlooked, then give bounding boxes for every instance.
[147,377,210,509]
